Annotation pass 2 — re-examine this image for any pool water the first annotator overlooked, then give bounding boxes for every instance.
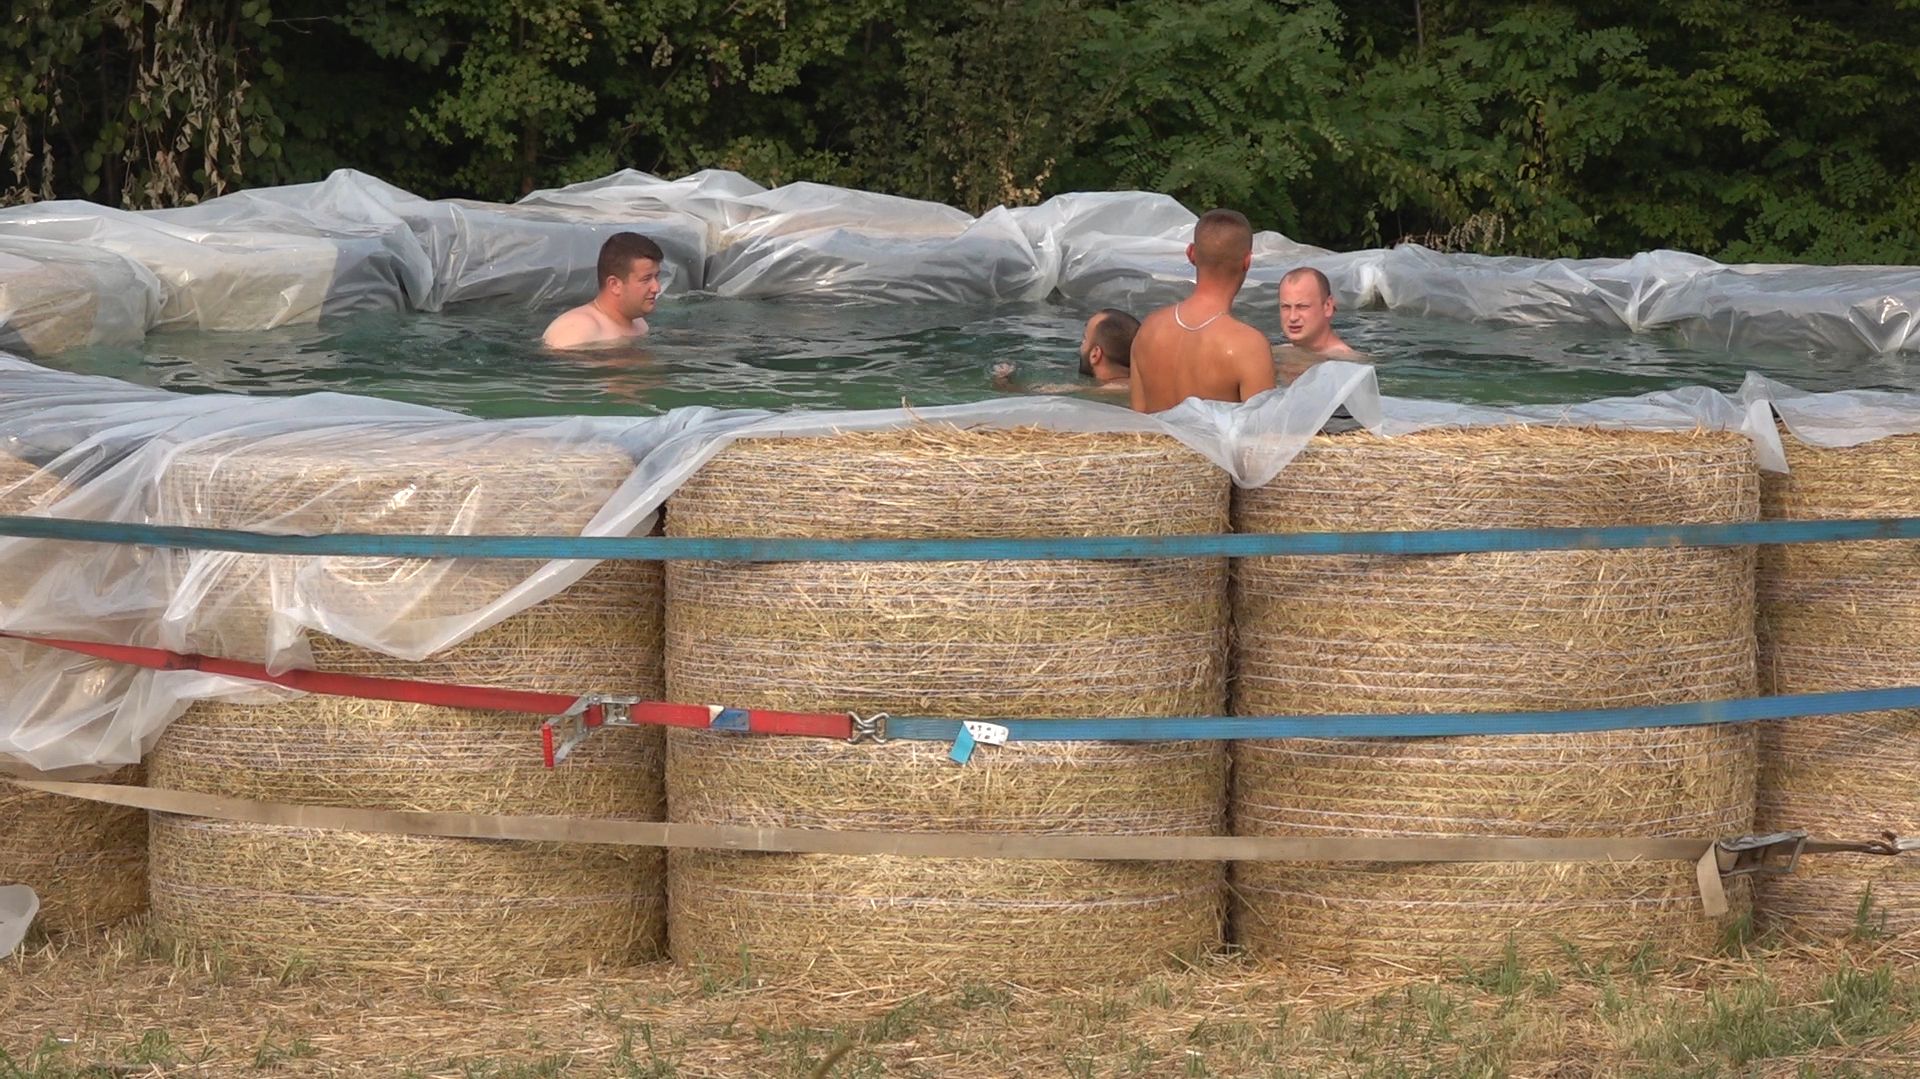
[37,296,1920,418]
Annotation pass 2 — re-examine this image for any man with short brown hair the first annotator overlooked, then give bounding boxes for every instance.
[541,232,665,349]
[1128,209,1276,412]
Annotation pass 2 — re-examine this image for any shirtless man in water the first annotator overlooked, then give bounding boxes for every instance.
[541,232,664,349]
[1129,209,1276,412]
[992,309,1138,395]
[1275,266,1360,384]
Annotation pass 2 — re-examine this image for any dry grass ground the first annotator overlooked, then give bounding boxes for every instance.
[5,914,1919,1078]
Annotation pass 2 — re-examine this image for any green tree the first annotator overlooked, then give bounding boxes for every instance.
[0,0,284,208]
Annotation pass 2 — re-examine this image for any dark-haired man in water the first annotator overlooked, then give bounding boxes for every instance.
[1128,209,1276,412]
[541,232,664,349]
[993,308,1139,395]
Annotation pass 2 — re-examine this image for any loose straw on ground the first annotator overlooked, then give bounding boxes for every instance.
[1233,427,1760,971]
[1756,432,1920,938]
[665,427,1230,987]
[0,453,147,934]
[146,432,665,977]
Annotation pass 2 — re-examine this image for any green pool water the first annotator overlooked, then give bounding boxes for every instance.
[36,296,1920,418]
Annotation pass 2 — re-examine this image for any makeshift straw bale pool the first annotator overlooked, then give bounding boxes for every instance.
[1756,433,1920,937]
[0,454,148,934]
[145,433,665,976]
[1233,427,1760,970]
[665,427,1229,986]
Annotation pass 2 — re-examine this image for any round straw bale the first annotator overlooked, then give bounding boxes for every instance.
[0,763,145,934]
[154,428,639,660]
[0,456,147,934]
[1756,433,1920,937]
[1233,427,1759,970]
[146,433,666,976]
[0,452,78,610]
[0,253,98,355]
[665,427,1230,987]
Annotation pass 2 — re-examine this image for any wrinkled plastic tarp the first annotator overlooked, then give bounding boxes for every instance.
[0,236,160,354]
[0,351,1844,771]
[700,184,1052,302]
[0,197,407,332]
[0,884,37,954]
[0,169,1915,354]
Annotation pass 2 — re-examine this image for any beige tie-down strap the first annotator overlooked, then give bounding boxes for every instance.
[15,779,1733,916]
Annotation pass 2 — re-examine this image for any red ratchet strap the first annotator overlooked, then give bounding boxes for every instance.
[0,631,854,766]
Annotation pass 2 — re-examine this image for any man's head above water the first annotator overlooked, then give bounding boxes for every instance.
[596,232,665,322]
[1188,209,1254,288]
[1078,308,1139,380]
[540,232,666,349]
[1277,266,1338,350]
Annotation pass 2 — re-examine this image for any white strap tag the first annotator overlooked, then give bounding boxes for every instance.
[963,721,1010,746]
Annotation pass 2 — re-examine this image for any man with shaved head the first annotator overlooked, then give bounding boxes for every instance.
[1275,266,1360,384]
[1129,209,1276,412]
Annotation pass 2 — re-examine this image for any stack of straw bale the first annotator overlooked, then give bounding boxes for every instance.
[1756,433,1920,936]
[1233,427,1759,970]
[146,433,665,976]
[665,427,1229,986]
[0,254,97,355]
[0,454,148,934]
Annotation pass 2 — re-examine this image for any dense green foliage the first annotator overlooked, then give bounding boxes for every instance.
[3,0,1917,263]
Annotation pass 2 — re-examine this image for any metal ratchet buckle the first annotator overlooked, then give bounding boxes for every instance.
[587,695,643,729]
[1718,831,1808,877]
[541,694,643,769]
[848,712,889,744]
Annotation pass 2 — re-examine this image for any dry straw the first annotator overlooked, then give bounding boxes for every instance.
[146,433,667,977]
[1232,427,1760,970]
[665,426,1230,987]
[0,764,145,935]
[0,454,148,934]
[0,258,98,355]
[1756,433,1920,937]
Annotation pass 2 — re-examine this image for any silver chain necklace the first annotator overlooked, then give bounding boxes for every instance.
[1173,301,1225,332]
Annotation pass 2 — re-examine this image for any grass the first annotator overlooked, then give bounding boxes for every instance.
[4,919,1920,1077]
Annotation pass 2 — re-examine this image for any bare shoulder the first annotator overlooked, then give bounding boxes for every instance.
[1134,307,1175,337]
[541,306,597,348]
[1227,319,1275,358]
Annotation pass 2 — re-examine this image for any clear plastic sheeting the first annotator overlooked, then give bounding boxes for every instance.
[0,350,1844,771]
[1740,372,1920,448]
[0,236,160,354]
[702,184,1052,302]
[146,172,436,314]
[1,169,1914,353]
[1009,190,1374,313]
[0,198,405,332]
[0,884,36,954]
[521,169,771,242]
[1372,247,1920,354]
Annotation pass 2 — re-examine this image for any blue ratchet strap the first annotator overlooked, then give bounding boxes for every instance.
[904,684,1920,761]
[2,514,1920,561]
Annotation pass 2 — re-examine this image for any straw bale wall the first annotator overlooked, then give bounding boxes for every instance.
[1233,428,1760,970]
[0,454,148,934]
[1756,434,1920,937]
[146,436,666,976]
[0,256,98,355]
[665,428,1229,987]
